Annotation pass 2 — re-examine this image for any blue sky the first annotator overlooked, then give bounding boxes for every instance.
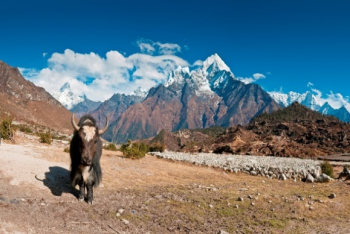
[1,0,349,107]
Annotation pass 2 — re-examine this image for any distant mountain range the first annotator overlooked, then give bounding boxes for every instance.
[268,91,350,122]
[3,52,350,143]
[49,53,350,143]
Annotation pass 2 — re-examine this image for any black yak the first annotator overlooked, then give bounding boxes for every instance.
[70,114,108,204]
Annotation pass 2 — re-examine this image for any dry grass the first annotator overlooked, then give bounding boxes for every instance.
[4,133,350,233]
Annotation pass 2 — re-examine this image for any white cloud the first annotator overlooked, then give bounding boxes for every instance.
[137,42,156,55]
[43,53,47,57]
[21,48,189,102]
[237,73,266,84]
[307,82,314,87]
[136,38,181,55]
[18,68,40,79]
[192,60,203,67]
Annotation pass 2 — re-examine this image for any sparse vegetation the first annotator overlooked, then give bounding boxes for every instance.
[321,161,334,178]
[39,131,52,144]
[103,143,118,151]
[0,119,14,140]
[18,124,33,134]
[120,140,152,159]
[251,102,338,124]
[63,147,70,153]
[149,143,165,152]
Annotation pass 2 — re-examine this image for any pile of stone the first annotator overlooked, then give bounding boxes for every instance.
[150,152,332,182]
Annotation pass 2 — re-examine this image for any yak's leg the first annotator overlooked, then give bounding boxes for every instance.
[78,177,85,202]
[86,182,94,205]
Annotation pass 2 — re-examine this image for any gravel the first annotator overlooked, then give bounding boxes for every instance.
[151,152,322,181]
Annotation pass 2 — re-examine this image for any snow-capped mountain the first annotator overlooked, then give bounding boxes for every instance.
[111,53,279,143]
[319,102,335,115]
[268,91,350,122]
[52,82,85,110]
[268,91,308,108]
[131,87,148,98]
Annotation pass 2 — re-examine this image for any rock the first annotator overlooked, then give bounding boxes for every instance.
[209,204,214,208]
[279,174,287,181]
[248,195,253,199]
[305,174,314,183]
[251,202,255,206]
[122,219,129,225]
[316,173,332,183]
[250,171,257,176]
[234,204,239,208]
[268,200,272,203]
[118,208,124,214]
[40,203,45,206]
[218,230,229,234]
[329,193,336,199]
[116,213,121,217]
[237,197,244,201]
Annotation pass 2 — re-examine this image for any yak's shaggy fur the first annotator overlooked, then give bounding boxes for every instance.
[69,114,108,204]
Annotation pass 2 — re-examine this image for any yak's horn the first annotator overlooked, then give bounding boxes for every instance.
[71,113,80,131]
[98,117,109,135]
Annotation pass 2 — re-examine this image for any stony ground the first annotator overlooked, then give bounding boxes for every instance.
[1,133,350,233]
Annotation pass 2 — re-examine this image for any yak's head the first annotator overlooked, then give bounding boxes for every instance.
[71,114,109,166]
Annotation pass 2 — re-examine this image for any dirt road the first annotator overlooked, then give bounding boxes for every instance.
[1,135,350,233]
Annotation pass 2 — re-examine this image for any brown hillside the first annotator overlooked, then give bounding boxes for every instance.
[151,103,350,158]
[0,60,72,133]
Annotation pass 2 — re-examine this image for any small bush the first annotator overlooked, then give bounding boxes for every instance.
[321,161,334,178]
[19,125,33,134]
[103,143,118,151]
[51,134,67,140]
[40,131,52,144]
[63,147,70,153]
[120,141,149,159]
[1,119,14,140]
[149,143,165,152]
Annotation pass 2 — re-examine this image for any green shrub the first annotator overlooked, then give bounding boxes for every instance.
[40,131,52,144]
[19,125,33,134]
[149,143,165,152]
[103,143,118,151]
[51,134,67,140]
[120,141,149,159]
[1,119,14,140]
[321,161,334,178]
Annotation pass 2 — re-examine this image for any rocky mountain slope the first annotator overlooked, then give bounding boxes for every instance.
[111,54,280,143]
[0,60,72,132]
[150,102,350,158]
[89,92,146,140]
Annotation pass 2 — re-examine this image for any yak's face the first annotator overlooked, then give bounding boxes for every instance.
[78,126,99,166]
[71,114,109,166]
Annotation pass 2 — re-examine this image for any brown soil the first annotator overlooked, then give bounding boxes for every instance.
[1,133,350,233]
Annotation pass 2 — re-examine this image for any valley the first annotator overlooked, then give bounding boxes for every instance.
[0,133,350,233]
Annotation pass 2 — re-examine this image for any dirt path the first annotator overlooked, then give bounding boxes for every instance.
[1,137,350,233]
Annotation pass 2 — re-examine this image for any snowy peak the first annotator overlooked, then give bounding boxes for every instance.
[131,87,148,98]
[59,82,71,92]
[164,66,190,87]
[301,91,321,111]
[319,102,334,115]
[202,53,231,73]
[52,82,85,110]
